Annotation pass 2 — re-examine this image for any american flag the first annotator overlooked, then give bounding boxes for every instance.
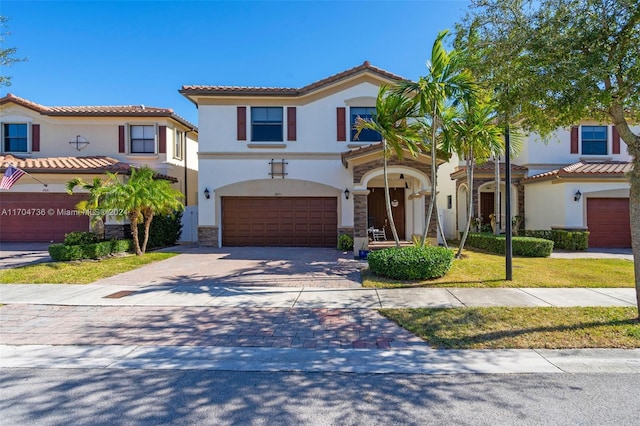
[0,166,26,190]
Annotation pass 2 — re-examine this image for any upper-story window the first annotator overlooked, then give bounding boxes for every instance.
[581,125,607,155]
[174,129,183,160]
[351,107,381,142]
[3,123,28,152]
[130,125,156,153]
[251,107,283,141]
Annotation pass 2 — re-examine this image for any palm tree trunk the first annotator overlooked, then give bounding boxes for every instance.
[456,151,475,258]
[421,107,439,247]
[141,212,153,254]
[383,139,401,247]
[129,213,142,256]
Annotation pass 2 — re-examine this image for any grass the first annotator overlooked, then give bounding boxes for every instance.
[363,249,634,288]
[0,252,177,284]
[380,307,640,349]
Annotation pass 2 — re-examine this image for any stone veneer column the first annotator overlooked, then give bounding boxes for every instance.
[424,195,438,242]
[198,226,219,247]
[352,190,370,252]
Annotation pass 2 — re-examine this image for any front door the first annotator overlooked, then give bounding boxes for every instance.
[367,187,405,239]
[480,192,495,225]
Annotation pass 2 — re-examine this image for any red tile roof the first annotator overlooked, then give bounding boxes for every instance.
[524,161,632,183]
[0,93,197,131]
[0,154,177,182]
[450,161,529,179]
[180,61,407,97]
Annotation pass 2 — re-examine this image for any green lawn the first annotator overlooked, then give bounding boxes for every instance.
[380,307,640,349]
[0,252,177,284]
[363,249,634,288]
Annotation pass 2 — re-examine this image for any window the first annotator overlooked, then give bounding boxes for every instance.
[581,125,607,155]
[351,107,381,142]
[251,107,283,141]
[130,125,155,153]
[174,129,183,160]
[3,123,28,152]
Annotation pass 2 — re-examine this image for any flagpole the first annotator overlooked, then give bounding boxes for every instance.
[21,170,48,187]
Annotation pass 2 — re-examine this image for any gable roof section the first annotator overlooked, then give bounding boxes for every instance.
[341,142,440,167]
[180,61,406,100]
[524,161,632,183]
[0,93,197,131]
[0,154,177,182]
[450,161,529,180]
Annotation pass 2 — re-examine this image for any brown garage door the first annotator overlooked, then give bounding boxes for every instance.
[587,198,631,248]
[0,193,89,242]
[222,197,337,247]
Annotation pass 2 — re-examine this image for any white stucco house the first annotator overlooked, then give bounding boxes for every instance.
[180,62,457,251]
[0,94,198,243]
[452,123,634,248]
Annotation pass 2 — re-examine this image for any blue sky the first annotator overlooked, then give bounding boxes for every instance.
[2,0,471,125]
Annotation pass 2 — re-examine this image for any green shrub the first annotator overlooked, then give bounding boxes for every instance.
[63,231,99,246]
[523,229,589,251]
[337,233,354,251]
[49,239,133,261]
[137,211,183,249]
[465,233,553,257]
[367,246,455,280]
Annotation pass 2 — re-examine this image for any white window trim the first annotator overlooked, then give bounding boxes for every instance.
[126,123,158,155]
[174,128,183,160]
[580,124,609,156]
[1,121,32,154]
[250,106,284,142]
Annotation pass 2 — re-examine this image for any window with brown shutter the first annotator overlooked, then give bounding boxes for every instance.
[158,126,166,153]
[287,107,296,141]
[31,124,40,152]
[237,106,247,141]
[118,126,125,153]
[612,126,621,154]
[337,107,346,141]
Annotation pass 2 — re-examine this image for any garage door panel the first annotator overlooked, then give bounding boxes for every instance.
[222,196,337,247]
[587,198,631,248]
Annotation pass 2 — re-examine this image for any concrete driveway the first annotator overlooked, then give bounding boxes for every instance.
[0,243,52,269]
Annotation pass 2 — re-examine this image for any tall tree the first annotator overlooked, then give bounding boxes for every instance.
[455,0,640,315]
[396,29,476,247]
[66,176,107,238]
[354,86,422,247]
[444,92,505,258]
[0,16,27,87]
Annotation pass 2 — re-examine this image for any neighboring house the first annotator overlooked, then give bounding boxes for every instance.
[0,94,198,243]
[180,61,457,251]
[451,123,634,248]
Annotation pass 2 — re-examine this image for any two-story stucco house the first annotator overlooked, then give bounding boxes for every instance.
[180,62,457,252]
[452,123,634,248]
[0,94,198,243]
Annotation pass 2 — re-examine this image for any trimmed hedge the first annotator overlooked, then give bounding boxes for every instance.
[367,246,455,280]
[522,229,589,251]
[63,231,99,246]
[464,233,553,257]
[137,211,183,249]
[49,239,134,261]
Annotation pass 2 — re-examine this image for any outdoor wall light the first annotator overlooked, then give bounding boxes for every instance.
[204,188,210,199]
[344,188,350,200]
[574,190,582,202]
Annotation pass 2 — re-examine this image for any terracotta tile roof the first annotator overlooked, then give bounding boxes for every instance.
[524,161,632,183]
[181,61,407,97]
[340,142,441,167]
[0,154,177,182]
[450,161,528,179]
[0,93,197,131]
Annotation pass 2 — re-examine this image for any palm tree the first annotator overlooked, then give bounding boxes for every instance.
[66,176,107,238]
[354,86,422,247]
[444,92,504,258]
[99,167,183,255]
[396,29,476,247]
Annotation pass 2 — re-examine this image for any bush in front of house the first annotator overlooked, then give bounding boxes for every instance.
[465,233,553,257]
[136,211,183,249]
[63,231,99,246]
[523,229,589,251]
[49,239,134,261]
[337,233,354,251]
[367,246,455,280]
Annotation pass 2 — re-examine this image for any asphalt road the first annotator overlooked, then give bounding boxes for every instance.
[1,369,638,425]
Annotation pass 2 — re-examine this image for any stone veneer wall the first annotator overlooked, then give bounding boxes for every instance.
[338,226,354,237]
[198,226,219,247]
[353,194,369,238]
[105,224,131,240]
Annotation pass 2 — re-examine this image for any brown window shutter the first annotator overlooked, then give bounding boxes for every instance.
[31,124,40,152]
[337,107,346,141]
[287,107,297,141]
[237,106,247,141]
[118,125,125,153]
[612,126,620,154]
[158,125,167,153]
[570,126,579,154]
